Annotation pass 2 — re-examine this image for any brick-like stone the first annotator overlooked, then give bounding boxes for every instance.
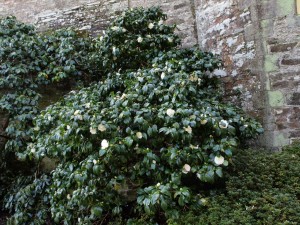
[290,130,300,138]
[281,58,300,65]
[174,3,187,10]
[288,93,300,105]
[270,42,298,52]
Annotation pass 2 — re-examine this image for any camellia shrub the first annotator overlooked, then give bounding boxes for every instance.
[4,7,263,224]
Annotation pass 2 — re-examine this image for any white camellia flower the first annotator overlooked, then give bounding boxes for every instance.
[184,126,192,134]
[30,148,36,153]
[74,110,80,116]
[90,127,97,134]
[98,124,106,132]
[101,139,109,149]
[182,164,191,174]
[93,159,98,164]
[201,119,208,125]
[67,125,71,130]
[136,132,143,139]
[161,72,166,79]
[84,103,91,108]
[100,36,103,41]
[137,36,143,43]
[214,155,225,165]
[168,37,173,43]
[166,108,175,117]
[148,23,154,29]
[158,19,164,25]
[219,120,229,129]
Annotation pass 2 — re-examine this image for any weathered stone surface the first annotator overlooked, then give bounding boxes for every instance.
[0,0,197,47]
[195,0,300,148]
[195,0,261,114]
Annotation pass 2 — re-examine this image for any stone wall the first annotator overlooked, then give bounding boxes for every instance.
[1,0,300,149]
[195,0,264,114]
[195,0,300,149]
[260,0,300,147]
[0,0,197,47]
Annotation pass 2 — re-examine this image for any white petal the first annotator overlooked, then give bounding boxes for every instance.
[166,108,175,117]
[184,126,192,134]
[90,127,97,134]
[201,119,207,125]
[219,120,229,129]
[137,37,143,43]
[182,164,191,174]
[101,139,109,149]
[136,132,143,139]
[148,23,154,29]
[98,124,106,132]
[214,156,225,165]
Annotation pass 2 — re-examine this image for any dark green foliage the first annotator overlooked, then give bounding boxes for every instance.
[0,16,95,208]
[2,7,263,225]
[168,143,300,225]
[89,7,180,75]
[0,16,93,153]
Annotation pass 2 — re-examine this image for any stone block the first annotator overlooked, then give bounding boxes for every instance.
[268,90,285,107]
[290,130,300,138]
[174,3,187,10]
[264,54,279,72]
[281,58,300,65]
[288,93,300,105]
[276,0,295,17]
[270,42,298,52]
